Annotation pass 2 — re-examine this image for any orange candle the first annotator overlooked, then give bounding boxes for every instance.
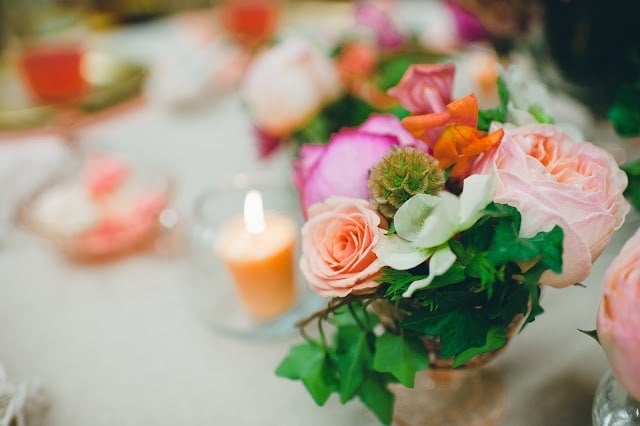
[217,190,297,320]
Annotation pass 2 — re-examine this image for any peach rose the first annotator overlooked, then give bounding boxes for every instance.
[471,124,629,287]
[242,38,341,138]
[300,197,384,297]
[597,227,640,400]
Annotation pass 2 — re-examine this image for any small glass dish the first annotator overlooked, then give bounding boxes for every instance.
[19,158,174,262]
[187,173,323,340]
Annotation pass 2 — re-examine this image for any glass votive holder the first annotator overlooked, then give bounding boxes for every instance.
[188,173,321,340]
[19,154,177,262]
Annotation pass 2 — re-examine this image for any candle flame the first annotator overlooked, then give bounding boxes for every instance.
[244,189,265,234]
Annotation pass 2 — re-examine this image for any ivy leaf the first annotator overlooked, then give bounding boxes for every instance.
[358,375,394,425]
[373,332,429,387]
[275,342,336,405]
[335,325,371,403]
[492,282,530,325]
[520,264,546,328]
[466,252,498,297]
[452,326,507,368]
[401,307,490,358]
[622,159,640,211]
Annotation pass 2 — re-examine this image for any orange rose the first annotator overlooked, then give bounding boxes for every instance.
[300,197,384,297]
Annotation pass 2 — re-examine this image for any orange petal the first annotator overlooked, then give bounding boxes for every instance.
[432,125,504,178]
[401,111,451,138]
[446,94,478,128]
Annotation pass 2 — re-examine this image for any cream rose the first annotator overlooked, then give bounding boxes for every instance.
[242,38,341,138]
[597,227,640,400]
[300,197,384,297]
[471,123,630,287]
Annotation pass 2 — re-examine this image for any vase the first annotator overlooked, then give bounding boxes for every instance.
[392,367,507,426]
[592,369,640,426]
[371,300,520,426]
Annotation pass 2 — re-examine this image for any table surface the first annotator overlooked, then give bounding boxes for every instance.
[1,4,640,426]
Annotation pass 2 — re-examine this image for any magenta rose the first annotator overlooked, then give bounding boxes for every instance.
[387,63,455,114]
[300,197,384,297]
[293,114,423,217]
[597,227,640,400]
[470,123,630,288]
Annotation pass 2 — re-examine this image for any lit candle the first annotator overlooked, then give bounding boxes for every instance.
[216,190,297,320]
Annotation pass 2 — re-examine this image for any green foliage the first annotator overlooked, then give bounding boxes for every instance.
[277,201,564,422]
[275,342,336,405]
[294,95,375,145]
[380,268,427,300]
[608,83,640,137]
[373,332,429,387]
[478,76,509,131]
[276,302,404,425]
[528,105,555,124]
[453,326,507,368]
[358,376,394,425]
[622,159,640,211]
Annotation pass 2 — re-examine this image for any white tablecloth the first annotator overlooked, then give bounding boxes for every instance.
[1,6,639,426]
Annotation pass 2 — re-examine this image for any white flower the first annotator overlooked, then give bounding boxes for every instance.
[242,38,341,137]
[373,174,495,297]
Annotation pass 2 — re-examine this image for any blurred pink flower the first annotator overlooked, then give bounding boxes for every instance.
[597,227,640,400]
[293,114,422,217]
[446,0,490,42]
[300,197,384,297]
[355,0,405,49]
[471,123,630,287]
[388,63,455,114]
[83,155,129,199]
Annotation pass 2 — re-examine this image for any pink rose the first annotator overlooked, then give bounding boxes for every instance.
[597,227,640,400]
[242,39,341,137]
[388,63,455,114]
[293,114,424,217]
[300,197,384,297]
[470,124,630,287]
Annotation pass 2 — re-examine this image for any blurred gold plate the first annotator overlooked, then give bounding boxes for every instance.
[0,51,148,132]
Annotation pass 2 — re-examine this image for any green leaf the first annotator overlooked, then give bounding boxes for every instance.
[373,332,429,387]
[622,159,640,211]
[335,325,371,403]
[358,375,394,425]
[330,302,377,329]
[520,264,546,328]
[452,326,507,368]
[275,342,336,405]
[528,105,554,124]
[401,307,490,358]
[478,76,509,131]
[608,83,640,137]
[579,329,600,344]
[379,268,427,300]
[465,253,498,297]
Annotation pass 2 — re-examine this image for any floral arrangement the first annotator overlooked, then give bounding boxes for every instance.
[276,61,630,424]
[596,226,640,401]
